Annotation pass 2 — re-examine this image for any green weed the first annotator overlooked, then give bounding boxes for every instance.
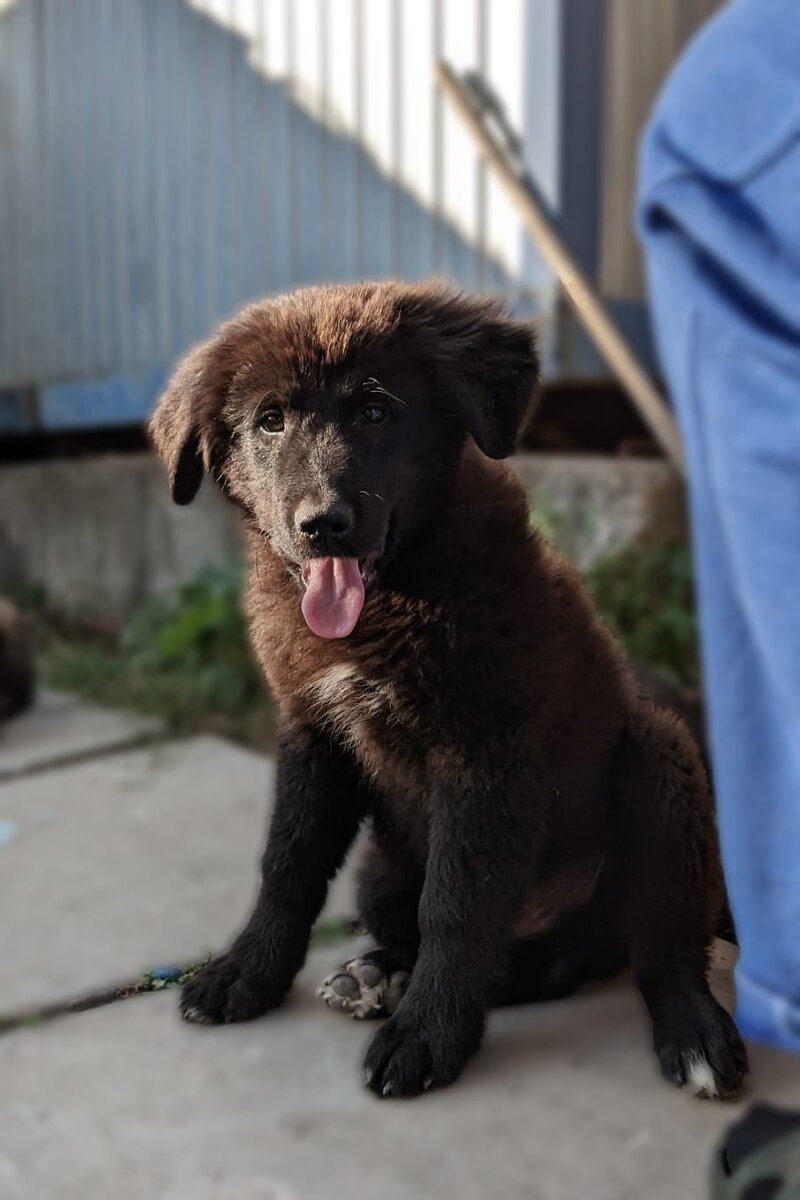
[35,568,275,749]
[587,541,699,687]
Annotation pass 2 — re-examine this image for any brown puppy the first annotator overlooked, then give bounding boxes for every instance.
[150,281,747,1099]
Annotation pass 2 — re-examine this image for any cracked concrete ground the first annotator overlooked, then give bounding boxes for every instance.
[1,693,798,1200]
[2,717,357,1011]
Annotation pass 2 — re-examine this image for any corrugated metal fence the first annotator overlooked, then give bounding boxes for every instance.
[0,0,558,424]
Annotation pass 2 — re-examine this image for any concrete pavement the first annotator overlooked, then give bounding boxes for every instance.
[2,728,358,1011]
[1,693,798,1200]
[2,944,799,1200]
[0,689,160,782]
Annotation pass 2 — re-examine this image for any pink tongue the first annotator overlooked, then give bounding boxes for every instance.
[301,557,365,639]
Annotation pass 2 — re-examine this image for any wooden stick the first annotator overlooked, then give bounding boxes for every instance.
[436,61,684,472]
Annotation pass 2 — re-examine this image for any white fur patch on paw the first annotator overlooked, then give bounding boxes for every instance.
[686,1053,719,1098]
[316,958,408,1019]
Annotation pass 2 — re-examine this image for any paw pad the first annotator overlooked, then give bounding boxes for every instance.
[317,955,408,1019]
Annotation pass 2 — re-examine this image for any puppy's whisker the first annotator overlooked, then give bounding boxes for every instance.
[364,377,407,407]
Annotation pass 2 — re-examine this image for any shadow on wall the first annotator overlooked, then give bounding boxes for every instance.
[0,0,526,425]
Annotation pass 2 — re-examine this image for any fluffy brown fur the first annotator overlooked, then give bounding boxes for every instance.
[150,281,746,1099]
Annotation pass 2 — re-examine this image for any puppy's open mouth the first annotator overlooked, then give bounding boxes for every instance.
[299,555,379,640]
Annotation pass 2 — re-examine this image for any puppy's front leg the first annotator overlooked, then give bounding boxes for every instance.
[364,787,531,1097]
[181,726,367,1025]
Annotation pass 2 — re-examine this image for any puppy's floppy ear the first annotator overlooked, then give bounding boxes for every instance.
[149,337,229,505]
[399,286,539,459]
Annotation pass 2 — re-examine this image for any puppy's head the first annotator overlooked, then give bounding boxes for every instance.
[150,281,538,638]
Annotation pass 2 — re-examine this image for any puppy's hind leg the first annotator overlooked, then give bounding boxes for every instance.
[317,841,419,1020]
[618,707,748,1098]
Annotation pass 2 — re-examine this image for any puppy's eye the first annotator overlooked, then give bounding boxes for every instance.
[362,402,387,425]
[257,406,285,433]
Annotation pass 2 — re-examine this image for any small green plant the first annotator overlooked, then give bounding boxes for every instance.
[528,493,562,544]
[311,916,358,947]
[119,567,261,714]
[586,541,699,687]
[37,568,275,748]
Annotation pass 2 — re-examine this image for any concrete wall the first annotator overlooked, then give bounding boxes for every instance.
[514,453,683,572]
[0,455,242,619]
[0,452,681,620]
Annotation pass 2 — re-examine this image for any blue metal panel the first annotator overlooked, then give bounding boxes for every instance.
[0,368,167,435]
[39,367,169,431]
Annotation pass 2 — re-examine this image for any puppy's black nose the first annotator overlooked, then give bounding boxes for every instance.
[296,500,354,541]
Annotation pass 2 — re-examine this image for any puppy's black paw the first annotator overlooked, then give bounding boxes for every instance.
[653,993,749,1099]
[363,1013,481,1098]
[180,954,280,1025]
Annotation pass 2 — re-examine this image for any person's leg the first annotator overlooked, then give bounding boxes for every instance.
[637,0,800,1053]
[688,329,800,1054]
[642,274,800,1059]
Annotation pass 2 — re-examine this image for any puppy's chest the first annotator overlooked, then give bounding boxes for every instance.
[301,661,425,782]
